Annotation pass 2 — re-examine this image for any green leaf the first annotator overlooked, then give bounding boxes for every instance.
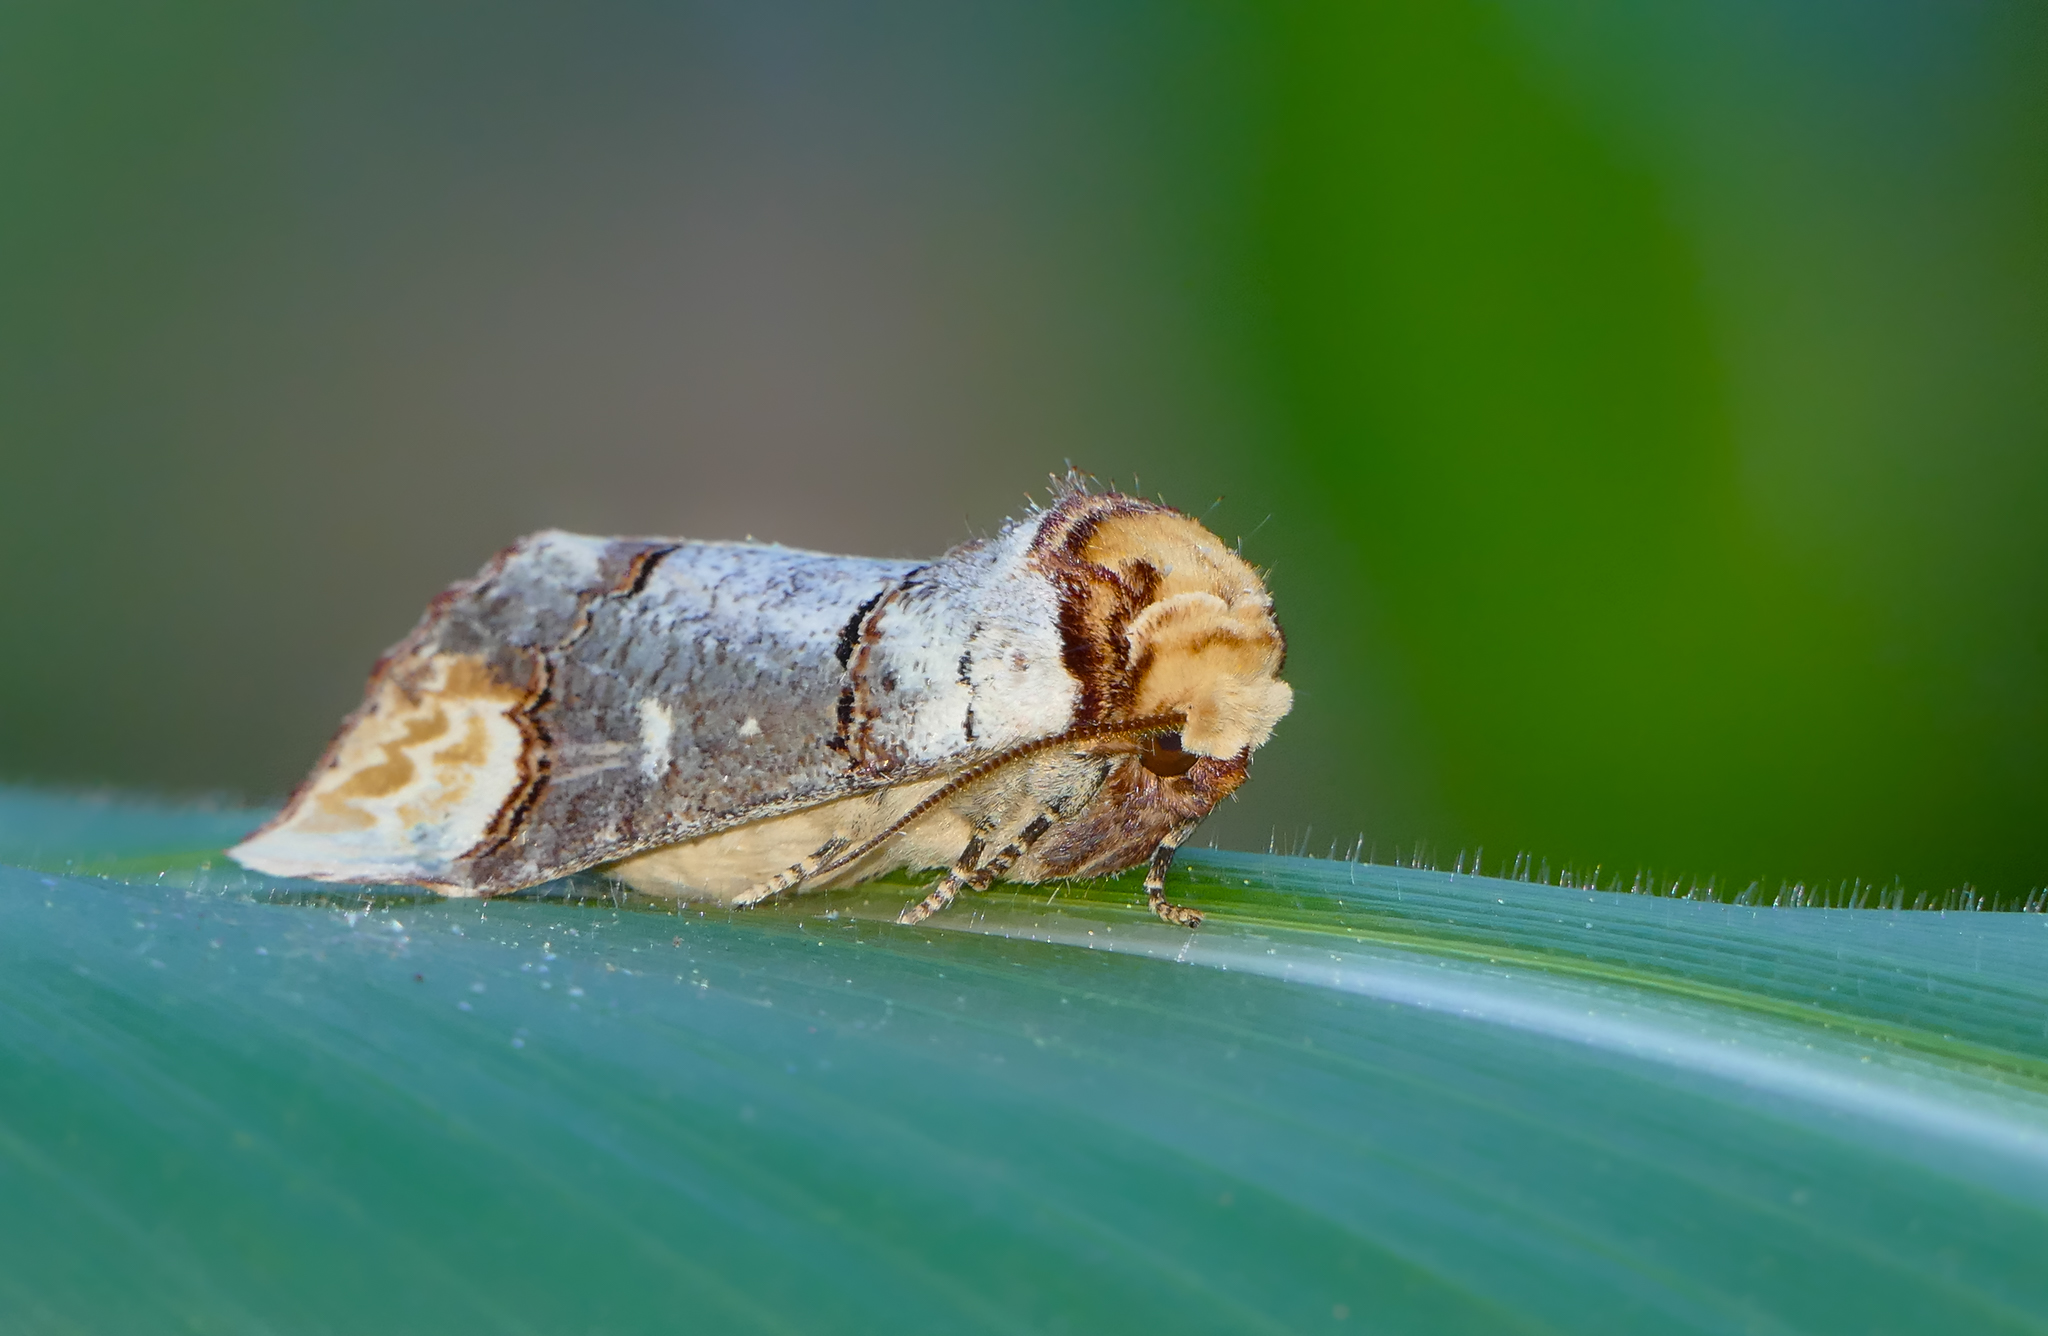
[4,788,2045,1333]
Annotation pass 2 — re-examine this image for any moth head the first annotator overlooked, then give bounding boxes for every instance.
[1044,497,1293,760]
[1123,583,1291,757]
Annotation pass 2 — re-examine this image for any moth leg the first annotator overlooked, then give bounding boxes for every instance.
[961,814,1054,894]
[731,836,851,909]
[897,816,1053,926]
[1145,821,1205,928]
[897,834,985,925]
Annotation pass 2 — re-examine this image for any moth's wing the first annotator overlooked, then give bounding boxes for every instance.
[232,486,1290,897]
[457,541,922,889]
[230,533,922,893]
[229,532,633,889]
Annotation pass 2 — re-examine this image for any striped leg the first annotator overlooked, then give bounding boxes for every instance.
[897,835,984,925]
[731,836,851,908]
[1145,822,1204,928]
[898,816,1053,925]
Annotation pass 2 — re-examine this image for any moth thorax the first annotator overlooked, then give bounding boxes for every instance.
[1081,510,1293,758]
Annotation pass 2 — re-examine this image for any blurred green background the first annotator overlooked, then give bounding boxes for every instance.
[3,2,2044,901]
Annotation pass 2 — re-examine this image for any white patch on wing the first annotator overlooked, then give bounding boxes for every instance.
[857,518,1076,762]
[637,698,674,781]
[737,715,761,738]
[229,652,527,883]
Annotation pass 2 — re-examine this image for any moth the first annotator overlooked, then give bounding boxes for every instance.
[230,477,1292,926]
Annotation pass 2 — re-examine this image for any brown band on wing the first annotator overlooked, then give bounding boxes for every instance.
[459,542,680,868]
[838,588,895,767]
[835,587,891,668]
[828,582,901,755]
[465,650,556,862]
[840,570,920,773]
[1028,491,1169,727]
[559,543,679,652]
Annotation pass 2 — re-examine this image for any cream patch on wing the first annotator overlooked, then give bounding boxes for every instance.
[611,780,959,903]
[230,653,528,883]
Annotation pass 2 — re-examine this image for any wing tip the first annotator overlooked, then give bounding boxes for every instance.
[226,827,448,889]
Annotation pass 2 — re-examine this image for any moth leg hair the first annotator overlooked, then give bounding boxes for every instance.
[1144,820,1206,928]
[898,818,1054,926]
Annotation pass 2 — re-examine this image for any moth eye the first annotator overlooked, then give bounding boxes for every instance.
[1139,731,1199,778]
